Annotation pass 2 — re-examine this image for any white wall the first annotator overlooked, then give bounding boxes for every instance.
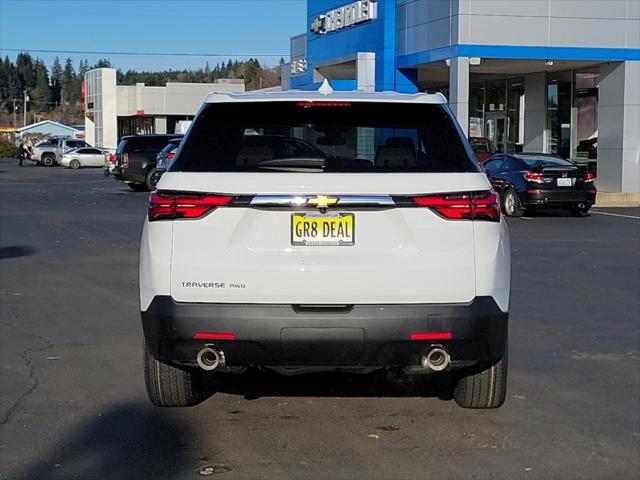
[101,69,118,150]
[115,81,245,117]
[523,72,547,152]
[396,0,640,55]
[598,62,640,192]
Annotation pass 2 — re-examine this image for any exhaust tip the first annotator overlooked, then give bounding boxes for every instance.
[422,348,450,372]
[197,347,223,371]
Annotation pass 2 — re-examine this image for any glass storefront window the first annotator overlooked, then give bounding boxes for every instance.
[469,82,486,138]
[467,77,523,153]
[573,70,599,162]
[507,78,525,152]
[546,70,572,159]
[484,79,507,152]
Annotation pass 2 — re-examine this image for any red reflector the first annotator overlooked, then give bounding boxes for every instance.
[296,101,352,108]
[412,191,500,222]
[194,332,236,340]
[410,332,453,341]
[149,192,234,221]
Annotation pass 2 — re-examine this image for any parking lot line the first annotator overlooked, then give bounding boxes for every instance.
[591,211,640,220]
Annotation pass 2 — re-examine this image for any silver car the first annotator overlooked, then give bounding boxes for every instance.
[60,147,107,169]
[31,138,89,166]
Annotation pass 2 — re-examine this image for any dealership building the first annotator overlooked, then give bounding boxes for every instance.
[282,0,640,193]
[83,68,245,150]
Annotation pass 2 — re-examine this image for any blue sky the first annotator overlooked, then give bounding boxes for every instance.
[0,0,307,72]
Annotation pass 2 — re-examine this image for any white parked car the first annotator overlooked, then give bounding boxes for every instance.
[60,147,107,169]
[140,86,511,409]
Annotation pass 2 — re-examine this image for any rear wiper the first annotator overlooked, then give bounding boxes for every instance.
[256,157,326,169]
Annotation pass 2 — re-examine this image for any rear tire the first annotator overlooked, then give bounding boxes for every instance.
[503,189,524,218]
[569,206,589,217]
[41,154,56,167]
[69,159,81,169]
[145,167,157,191]
[454,347,508,409]
[127,182,146,192]
[144,342,204,407]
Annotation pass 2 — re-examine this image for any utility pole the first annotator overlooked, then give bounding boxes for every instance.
[12,99,17,127]
[23,90,29,127]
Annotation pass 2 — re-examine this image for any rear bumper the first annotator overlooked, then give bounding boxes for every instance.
[523,188,596,208]
[142,296,508,369]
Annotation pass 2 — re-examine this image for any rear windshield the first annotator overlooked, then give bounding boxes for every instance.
[515,155,575,169]
[161,140,182,154]
[66,140,87,149]
[470,139,489,153]
[171,102,478,173]
[116,139,127,154]
[125,136,181,153]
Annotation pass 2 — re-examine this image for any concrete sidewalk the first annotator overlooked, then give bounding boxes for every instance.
[595,192,640,207]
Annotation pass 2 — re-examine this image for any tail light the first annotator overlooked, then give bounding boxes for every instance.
[412,191,500,222]
[108,153,115,164]
[296,101,352,108]
[584,172,596,183]
[523,172,544,183]
[166,152,175,160]
[122,153,129,168]
[149,191,234,221]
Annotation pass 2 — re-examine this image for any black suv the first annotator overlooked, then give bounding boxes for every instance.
[114,134,183,191]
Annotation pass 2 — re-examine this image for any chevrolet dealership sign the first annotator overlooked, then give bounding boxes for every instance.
[311,0,377,35]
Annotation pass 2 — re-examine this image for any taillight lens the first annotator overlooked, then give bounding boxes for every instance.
[523,172,544,183]
[149,192,234,221]
[166,152,175,160]
[412,191,500,222]
[108,153,115,164]
[122,153,129,168]
[584,172,596,183]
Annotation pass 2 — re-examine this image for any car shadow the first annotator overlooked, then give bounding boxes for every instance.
[205,368,455,402]
[0,246,36,259]
[522,209,573,217]
[16,403,194,480]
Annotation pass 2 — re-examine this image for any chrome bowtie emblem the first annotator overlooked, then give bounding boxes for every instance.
[307,195,338,209]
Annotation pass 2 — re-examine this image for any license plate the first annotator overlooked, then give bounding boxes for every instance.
[291,213,355,246]
[557,178,573,187]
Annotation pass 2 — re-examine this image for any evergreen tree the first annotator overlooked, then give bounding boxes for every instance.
[7,59,22,108]
[79,59,90,75]
[15,52,35,91]
[51,57,63,104]
[0,58,9,109]
[62,58,77,104]
[94,58,111,68]
[33,60,53,111]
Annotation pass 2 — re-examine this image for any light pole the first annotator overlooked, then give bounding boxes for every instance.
[23,90,29,127]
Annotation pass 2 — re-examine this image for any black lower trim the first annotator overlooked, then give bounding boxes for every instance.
[521,188,596,208]
[142,296,508,369]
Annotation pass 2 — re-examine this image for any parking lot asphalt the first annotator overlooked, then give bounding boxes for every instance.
[1,158,639,480]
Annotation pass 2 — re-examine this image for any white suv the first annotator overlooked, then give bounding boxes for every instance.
[140,87,510,409]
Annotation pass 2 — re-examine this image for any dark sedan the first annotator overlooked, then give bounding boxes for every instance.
[483,153,597,217]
